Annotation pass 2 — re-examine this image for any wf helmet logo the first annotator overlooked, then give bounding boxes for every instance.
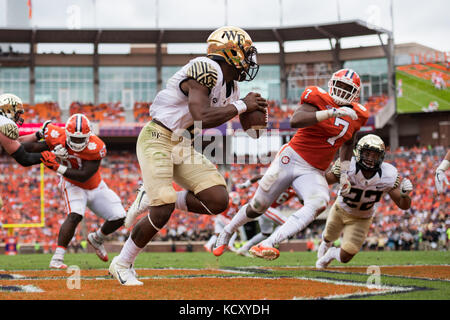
[221,30,245,45]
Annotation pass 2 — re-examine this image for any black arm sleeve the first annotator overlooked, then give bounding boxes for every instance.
[10,145,42,167]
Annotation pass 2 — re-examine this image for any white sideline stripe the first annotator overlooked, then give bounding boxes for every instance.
[0,285,44,293]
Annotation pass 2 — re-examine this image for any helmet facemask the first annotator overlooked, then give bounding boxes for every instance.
[328,78,360,105]
[65,114,92,152]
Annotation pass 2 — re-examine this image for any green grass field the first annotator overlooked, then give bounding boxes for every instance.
[396,70,450,113]
[1,250,449,300]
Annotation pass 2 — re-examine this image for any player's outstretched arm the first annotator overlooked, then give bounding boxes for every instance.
[184,79,267,129]
[290,103,358,129]
[388,178,413,210]
[0,132,42,167]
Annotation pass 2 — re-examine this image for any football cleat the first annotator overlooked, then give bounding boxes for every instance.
[249,244,280,260]
[203,244,212,253]
[317,241,332,260]
[49,258,67,269]
[87,232,108,262]
[236,248,252,258]
[109,256,143,286]
[212,230,232,256]
[124,185,149,228]
[315,256,332,269]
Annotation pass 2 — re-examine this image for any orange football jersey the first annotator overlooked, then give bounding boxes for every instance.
[288,86,369,171]
[269,187,296,209]
[44,124,107,190]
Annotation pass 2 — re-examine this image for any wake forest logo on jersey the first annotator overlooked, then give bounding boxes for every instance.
[186,61,218,91]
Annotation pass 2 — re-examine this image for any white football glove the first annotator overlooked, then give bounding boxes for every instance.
[435,170,449,194]
[332,107,358,120]
[35,120,52,140]
[400,178,413,197]
[52,144,69,161]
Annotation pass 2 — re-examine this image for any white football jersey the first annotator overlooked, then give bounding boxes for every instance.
[150,56,240,131]
[334,157,400,218]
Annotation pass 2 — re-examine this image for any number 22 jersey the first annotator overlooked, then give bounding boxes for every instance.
[332,157,400,218]
[288,86,369,171]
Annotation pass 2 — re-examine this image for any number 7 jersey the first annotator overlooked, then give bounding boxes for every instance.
[289,86,369,171]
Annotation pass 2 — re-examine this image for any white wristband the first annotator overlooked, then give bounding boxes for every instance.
[316,109,334,122]
[437,159,450,172]
[233,100,247,115]
[57,165,67,175]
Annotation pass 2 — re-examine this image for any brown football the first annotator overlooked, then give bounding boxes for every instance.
[239,109,268,139]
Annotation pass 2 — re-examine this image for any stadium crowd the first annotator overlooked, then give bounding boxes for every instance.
[12,96,390,124]
[0,144,448,253]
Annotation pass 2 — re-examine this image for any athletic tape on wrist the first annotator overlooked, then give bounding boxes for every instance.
[232,100,247,115]
[316,109,333,122]
[57,165,67,175]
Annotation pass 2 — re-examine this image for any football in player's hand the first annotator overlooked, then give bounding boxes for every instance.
[239,109,267,139]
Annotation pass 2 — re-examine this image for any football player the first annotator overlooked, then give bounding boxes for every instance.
[315,134,413,268]
[109,26,267,286]
[0,93,49,209]
[234,175,297,257]
[204,192,241,253]
[21,114,126,269]
[213,68,369,260]
[435,150,449,194]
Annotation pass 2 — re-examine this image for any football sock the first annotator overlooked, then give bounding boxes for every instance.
[240,233,267,251]
[175,190,188,212]
[228,232,238,248]
[205,235,217,250]
[262,205,316,247]
[224,204,254,234]
[53,246,66,261]
[118,237,143,266]
[95,229,106,242]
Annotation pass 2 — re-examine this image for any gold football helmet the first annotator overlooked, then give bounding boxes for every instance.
[355,134,385,171]
[0,93,25,125]
[207,26,259,81]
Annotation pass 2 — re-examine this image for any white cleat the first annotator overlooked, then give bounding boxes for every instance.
[87,232,108,262]
[49,258,67,269]
[125,185,149,228]
[109,256,143,286]
[212,231,232,257]
[236,248,253,257]
[315,256,332,269]
[317,241,332,260]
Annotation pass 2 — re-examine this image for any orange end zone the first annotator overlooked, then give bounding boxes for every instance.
[0,273,385,300]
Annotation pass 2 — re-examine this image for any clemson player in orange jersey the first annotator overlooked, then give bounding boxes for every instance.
[214,68,369,260]
[21,114,126,269]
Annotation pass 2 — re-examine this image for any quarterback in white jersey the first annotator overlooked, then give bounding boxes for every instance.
[109,26,268,286]
[316,134,413,268]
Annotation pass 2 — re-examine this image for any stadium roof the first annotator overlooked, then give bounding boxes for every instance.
[0,20,392,44]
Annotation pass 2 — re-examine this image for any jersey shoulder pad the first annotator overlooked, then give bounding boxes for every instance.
[300,86,329,110]
[186,59,219,91]
[354,103,370,122]
[0,117,19,140]
[80,135,106,160]
[44,124,65,148]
